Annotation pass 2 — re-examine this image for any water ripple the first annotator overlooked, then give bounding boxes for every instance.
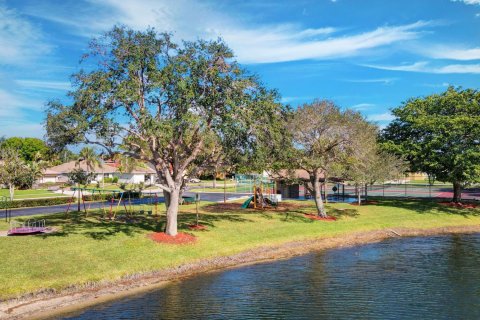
[56,234,480,320]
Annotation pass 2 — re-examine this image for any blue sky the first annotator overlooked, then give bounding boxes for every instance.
[1,0,479,138]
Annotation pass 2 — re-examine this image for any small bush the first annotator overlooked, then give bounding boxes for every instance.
[112,176,119,183]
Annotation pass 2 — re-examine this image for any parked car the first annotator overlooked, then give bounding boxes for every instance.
[188,178,201,183]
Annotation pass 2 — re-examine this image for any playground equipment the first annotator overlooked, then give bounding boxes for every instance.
[240,178,279,209]
[66,187,127,218]
[65,187,163,220]
[8,219,47,236]
[1,196,12,222]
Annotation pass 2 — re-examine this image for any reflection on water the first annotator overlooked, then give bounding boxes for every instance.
[56,234,480,320]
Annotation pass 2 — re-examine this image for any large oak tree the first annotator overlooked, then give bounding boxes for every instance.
[45,27,286,235]
[381,86,480,202]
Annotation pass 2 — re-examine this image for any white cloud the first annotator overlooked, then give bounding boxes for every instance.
[422,82,451,88]
[0,123,45,138]
[451,0,480,5]
[0,89,45,138]
[15,80,71,91]
[345,78,397,84]
[280,96,314,104]
[221,21,429,63]
[364,61,480,74]
[0,5,51,66]
[368,112,395,122]
[421,46,480,60]
[25,0,430,64]
[351,103,376,110]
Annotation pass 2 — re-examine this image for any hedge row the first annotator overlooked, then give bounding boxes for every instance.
[1,192,144,209]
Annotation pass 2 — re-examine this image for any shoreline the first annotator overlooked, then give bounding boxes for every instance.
[2,225,480,319]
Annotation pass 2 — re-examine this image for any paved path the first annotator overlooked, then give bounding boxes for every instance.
[4,192,249,219]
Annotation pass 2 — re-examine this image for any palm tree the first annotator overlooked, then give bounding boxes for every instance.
[78,147,102,175]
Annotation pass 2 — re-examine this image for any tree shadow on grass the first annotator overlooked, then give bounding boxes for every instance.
[367,198,480,218]
[13,206,255,240]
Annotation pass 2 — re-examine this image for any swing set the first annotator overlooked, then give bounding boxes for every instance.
[65,187,161,220]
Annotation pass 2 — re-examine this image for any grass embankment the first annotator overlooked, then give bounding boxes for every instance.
[0,199,479,300]
[0,189,68,200]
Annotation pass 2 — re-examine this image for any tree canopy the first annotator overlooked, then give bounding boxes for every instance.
[45,26,287,235]
[282,100,374,216]
[381,86,480,202]
[0,137,50,162]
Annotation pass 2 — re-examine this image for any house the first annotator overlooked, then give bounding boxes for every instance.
[40,160,157,185]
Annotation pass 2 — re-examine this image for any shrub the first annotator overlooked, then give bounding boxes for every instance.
[112,176,119,183]
[2,191,143,209]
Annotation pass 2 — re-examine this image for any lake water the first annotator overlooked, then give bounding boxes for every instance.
[56,234,480,320]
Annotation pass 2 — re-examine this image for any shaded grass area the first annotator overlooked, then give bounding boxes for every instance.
[1,199,480,300]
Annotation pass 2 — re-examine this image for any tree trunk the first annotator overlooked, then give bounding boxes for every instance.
[364,183,368,202]
[163,190,171,208]
[313,176,327,217]
[213,169,217,189]
[9,183,14,201]
[452,181,462,203]
[357,184,361,206]
[165,188,180,236]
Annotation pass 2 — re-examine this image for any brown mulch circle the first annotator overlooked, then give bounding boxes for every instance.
[188,224,208,231]
[304,214,337,221]
[148,232,197,244]
[439,202,479,209]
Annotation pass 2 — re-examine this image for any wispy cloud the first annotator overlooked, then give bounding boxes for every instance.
[15,80,71,91]
[0,4,51,66]
[222,21,429,63]
[364,61,480,74]
[368,112,395,122]
[351,103,376,110]
[345,78,397,84]
[280,96,313,103]
[421,82,451,88]
[24,0,431,64]
[451,0,480,5]
[0,89,45,137]
[420,46,480,60]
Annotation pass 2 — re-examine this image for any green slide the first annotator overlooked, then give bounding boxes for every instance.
[241,196,254,209]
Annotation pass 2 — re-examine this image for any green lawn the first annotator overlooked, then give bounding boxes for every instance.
[0,189,69,200]
[0,199,480,299]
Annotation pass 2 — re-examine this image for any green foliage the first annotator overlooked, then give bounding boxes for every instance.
[78,147,102,173]
[0,148,39,199]
[68,168,95,186]
[44,26,287,234]
[103,177,118,184]
[381,86,480,199]
[1,137,50,162]
[6,197,72,208]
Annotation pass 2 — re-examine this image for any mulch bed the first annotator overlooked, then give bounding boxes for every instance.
[439,202,479,209]
[148,232,197,244]
[188,224,208,231]
[304,214,337,221]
